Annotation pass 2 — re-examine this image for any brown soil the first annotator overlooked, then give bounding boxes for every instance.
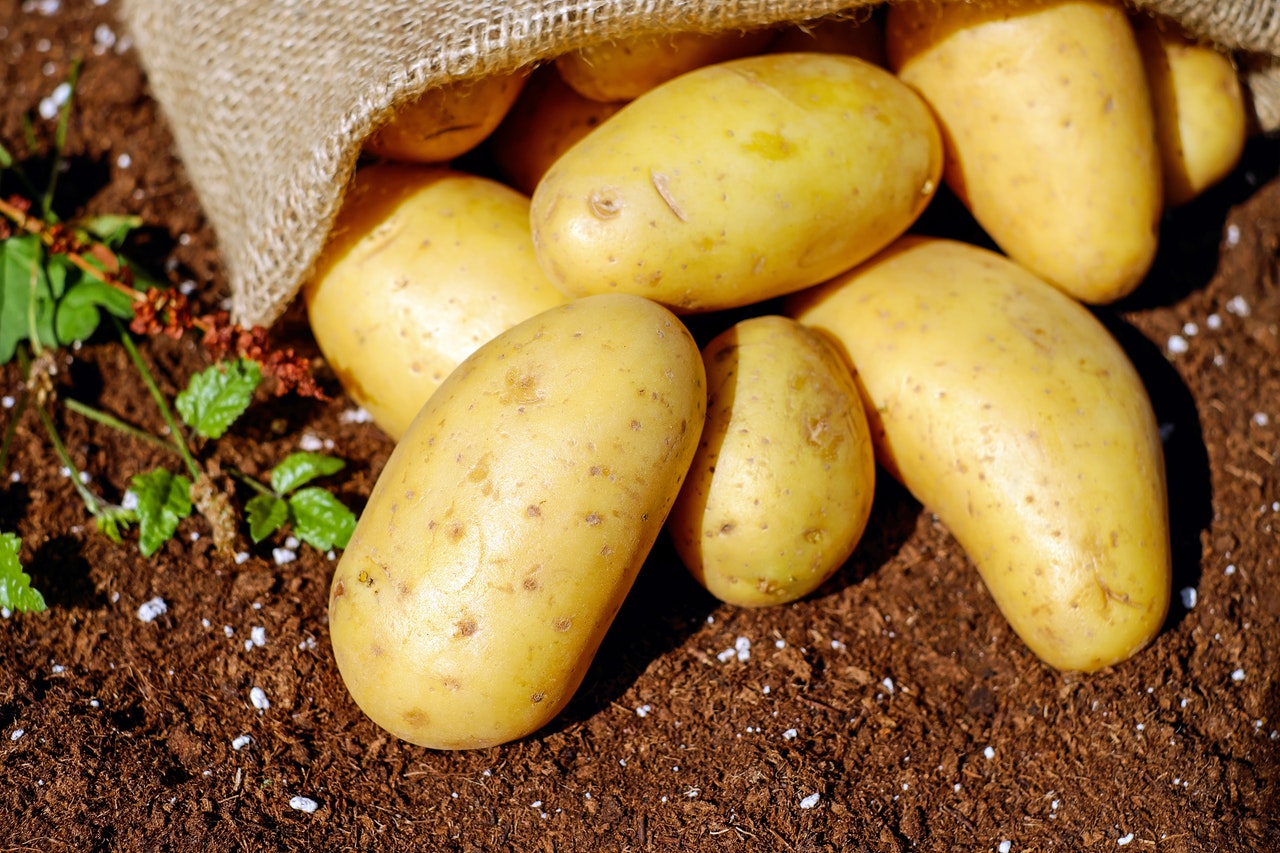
[2,2,1278,851]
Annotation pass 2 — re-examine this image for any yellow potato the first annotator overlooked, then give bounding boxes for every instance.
[304,165,566,440]
[328,294,706,749]
[1134,15,1247,206]
[769,13,888,67]
[668,315,875,607]
[886,0,1162,304]
[787,237,1171,672]
[364,72,527,163]
[554,28,776,102]
[489,67,626,196]
[531,53,941,313]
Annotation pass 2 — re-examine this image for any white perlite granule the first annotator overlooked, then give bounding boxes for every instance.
[799,792,820,809]
[137,597,167,623]
[289,796,318,813]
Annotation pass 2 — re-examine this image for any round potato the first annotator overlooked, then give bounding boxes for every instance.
[788,237,1171,672]
[365,72,527,164]
[489,67,626,196]
[554,28,776,102]
[1134,15,1247,206]
[669,315,875,607]
[328,294,706,749]
[304,165,566,440]
[886,0,1162,304]
[531,52,941,313]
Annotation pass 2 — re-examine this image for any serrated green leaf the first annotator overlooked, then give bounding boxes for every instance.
[288,487,356,551]
[270,452,345,495]
[245,493,289,543]
[80,214,143,248]
[0,235,48,363]
[129,468,192,557]
[0,532,46,613]
[175,359,262,439]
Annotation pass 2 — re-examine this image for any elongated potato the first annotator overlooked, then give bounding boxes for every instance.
[328,294,706,749]
[532,52,941,312]
[787,237,1171,672]
[555,28,776,102]
[365,72,527,163]
[1134,15,1247,206]
[669,315,875,607]
[304,165,566,440]
[886,0,1161,304]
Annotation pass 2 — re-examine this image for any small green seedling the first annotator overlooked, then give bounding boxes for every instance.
[243,453,357,551]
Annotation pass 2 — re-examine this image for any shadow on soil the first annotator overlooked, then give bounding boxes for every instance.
[29,534,109,611]
[550,534,719,733]
[1096,313,1212,635]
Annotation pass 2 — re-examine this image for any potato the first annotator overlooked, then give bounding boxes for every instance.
[531,53,941,313]
[787,237,1171,672]
[328,294,706,749]
[1134,15,1247,206]
[554,28,776,102]
[489,67,626,196]
[364,72,527,163]
[304,165,566,440]
[769,13,887,67]
[886,0,1162,304]
[668,315,876,607]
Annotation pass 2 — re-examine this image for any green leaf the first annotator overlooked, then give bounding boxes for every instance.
[95,506,138,545]
[44,247,75,300]
[288,487,356,551]
[55,276,136,346]
[129,468,193,557]
[0,235,48,363]
[79,214,143,248]
[270,452,345,495]
[0,533,46,613]
[175,359,262,439]
[245,494,289,543]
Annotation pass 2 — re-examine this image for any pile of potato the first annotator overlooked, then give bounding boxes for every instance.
[308,0,1248,749]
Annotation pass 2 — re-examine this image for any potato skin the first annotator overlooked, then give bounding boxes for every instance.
[1134,16,1247,206]
[531,52,941,313]
[788,237,1171,672]
[489,67,626,196]
[365,72,527,163]
[669,316,875,607]
[304,165,566,440]
[554,28,777,103]
[886,0,1161,304]
[328,294,706,749]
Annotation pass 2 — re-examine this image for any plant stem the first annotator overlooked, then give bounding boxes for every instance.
[227,467,276,498]
[14,349,107,519]
[32,397,104,516]
[63,397,182,457]
[114,318,202,481]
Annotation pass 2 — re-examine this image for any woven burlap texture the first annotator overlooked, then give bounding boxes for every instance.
[120,0,1280,329]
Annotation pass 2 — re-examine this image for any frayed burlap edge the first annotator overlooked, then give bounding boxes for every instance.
[119,0,1280,329]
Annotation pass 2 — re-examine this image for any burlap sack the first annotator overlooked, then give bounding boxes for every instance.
[119,0,1280,329]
